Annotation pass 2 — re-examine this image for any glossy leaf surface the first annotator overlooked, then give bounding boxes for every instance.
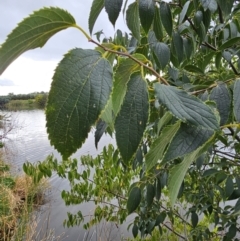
[46,49,113,159]
[139,0,155,34]
[89,0,104,34]
[168,134,215,206]
[0,7,76,75]
[115,73,149,162]
[154,84,219,130]
[163,123,214,163]
[160,2,172,36]
[105,0,123,26]
[209,83,231,126]
[145,122,180,171]
[126,2,140,40]
[111,54,147,116]
[127,186,141,214]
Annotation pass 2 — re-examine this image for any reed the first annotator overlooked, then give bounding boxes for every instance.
[0,159,50,241]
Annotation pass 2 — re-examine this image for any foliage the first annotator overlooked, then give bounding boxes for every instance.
[0,159,48,241]
[35,93,48,109]
[1,0,240,240]
[0,92,48,109]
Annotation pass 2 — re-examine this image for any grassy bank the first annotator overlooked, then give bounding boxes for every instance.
[0,158,48,241]
[5,99,39,111]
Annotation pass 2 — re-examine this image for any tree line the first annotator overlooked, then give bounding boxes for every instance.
[0,92,48,108]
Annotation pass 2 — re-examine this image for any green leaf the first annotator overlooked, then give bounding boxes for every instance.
[222,50,232,63]
[191,212,199,228]
[227,224,237,239]
[184,65,204,74]
[215,52,222,69]
[147,221,156,233]
[156,212,166,225]
[194,10,203,27]
[196,22,206,42]
[209,82,231,125]
[202,9,211,30]
[145,121,181,171]
[153,6,164,40]
[152,42,170,70]
[157,111,173,135]
[233,79,240,123]
[183,38,194,60]
[132,224,138,238]
[219,37,240,50]
[225,176,234,198]
[115,73,149,163]
[160,2,173,36]
[234,198,240,213]
[172,32,184,64]
[163,123,214,163]
[95,119,107,149]
[126,2,140,40]
[155,178,161,200]
[200,0,217,13]
[46,49,113,159]
[127,186,141,214]
[154,84,219,130]
[94,30,104,42]
[111,54,147,116]
[203,168,218,177]
[146,184,155,206]
[179,1,190,24]
[168,134,215,206]
[139,0,155,34]
[89,0,104,35]
[105,0,123,27]
[0,7,76,75]
[100,99,114,131]
[217,0,234,17]
[229,22,238,38]
[122,0,129,17]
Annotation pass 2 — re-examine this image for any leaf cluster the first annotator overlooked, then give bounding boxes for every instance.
[1,0,240,239]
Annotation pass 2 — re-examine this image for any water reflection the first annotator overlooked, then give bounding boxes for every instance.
[4,110,133,240]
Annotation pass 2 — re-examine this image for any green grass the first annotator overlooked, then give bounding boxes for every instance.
[5,99,40,110]
[0,159,49,241]
[6,99,35,110]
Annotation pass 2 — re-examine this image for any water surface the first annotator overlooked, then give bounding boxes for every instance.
[4,110,133,240]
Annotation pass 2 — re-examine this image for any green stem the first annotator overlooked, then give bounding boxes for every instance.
[73,25,169,85]
[89,38,169,85]
[74,24,91,40]
[221,123,240,129]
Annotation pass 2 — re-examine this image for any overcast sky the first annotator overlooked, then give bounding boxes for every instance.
[0,0,129,95]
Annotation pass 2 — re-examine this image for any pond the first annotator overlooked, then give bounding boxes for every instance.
[3,110,133,241]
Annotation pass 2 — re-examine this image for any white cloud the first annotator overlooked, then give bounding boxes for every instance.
[0,56,57,95]
[0,1,130,95]
[0,79,15,86]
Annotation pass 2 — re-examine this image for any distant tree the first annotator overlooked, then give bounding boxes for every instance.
[35,94,48,109]
[1,0,240,240]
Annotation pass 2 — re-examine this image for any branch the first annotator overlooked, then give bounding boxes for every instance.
[228,127,240,142]
[214,150,240,161]
[87,178,127,201]
[160,204,192,227]
[88,199,126,210]
[163,223,188,240]
[174,2,239,77]
[202,42,217,51]
[230,61,240,75]
[88,38,169,85]
[201,43,240,75]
